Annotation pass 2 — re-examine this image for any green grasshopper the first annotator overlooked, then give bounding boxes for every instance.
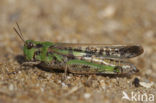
[13,23,143,75]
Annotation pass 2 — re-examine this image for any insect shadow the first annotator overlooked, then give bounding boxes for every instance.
[71,73,132,78]
[15,55,64,74]
[15,55,26,64]
[97,73,132,78]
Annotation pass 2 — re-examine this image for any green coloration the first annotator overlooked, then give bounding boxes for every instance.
[72,51,86,57]
[53,49,69,55]
[23,40,35,61]
[23,46,35,61]
[52,53,63,62]
[23,40,54,62]
[67,59,118,73]
[40,46,48,61]
[40,41,54,63]
[45,52,53,63]
[35,54,41,61]
[53,49,86,57]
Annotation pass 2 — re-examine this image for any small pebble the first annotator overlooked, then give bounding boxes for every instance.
[99,80,106,90]
[84,93,91,99]
[61,82,68,88]
[9,84,14,91]
[132,77,140,87]
[139,82,154,89]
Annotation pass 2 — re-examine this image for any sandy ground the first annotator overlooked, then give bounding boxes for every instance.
[0,0,156,103]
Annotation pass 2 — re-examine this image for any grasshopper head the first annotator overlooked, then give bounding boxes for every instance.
[13,23,53,61]
[13,23,42,61]
[23,40,53,61]
[23,40,38,61]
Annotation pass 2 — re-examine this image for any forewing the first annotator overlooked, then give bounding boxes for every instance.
[49,43,143,59]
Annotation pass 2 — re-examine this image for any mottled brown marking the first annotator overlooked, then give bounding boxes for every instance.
[119,46,143,58]
[85,47,90,51]
[105,49,110,56]
[99,48,104,55]
[93,48,97,53]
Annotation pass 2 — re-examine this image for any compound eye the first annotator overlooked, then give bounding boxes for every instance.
[27,42,33,49]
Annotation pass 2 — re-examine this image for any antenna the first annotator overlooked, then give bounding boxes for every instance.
[13,22,25,42]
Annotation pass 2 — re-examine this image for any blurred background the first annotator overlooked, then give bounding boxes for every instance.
[0,0,156,103]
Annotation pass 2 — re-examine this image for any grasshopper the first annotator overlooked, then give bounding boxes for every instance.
[13,23,143,75]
